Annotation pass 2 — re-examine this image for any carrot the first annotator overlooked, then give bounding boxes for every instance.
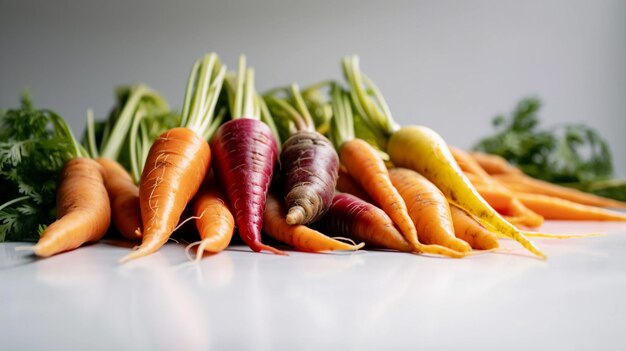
[314,193,412,252]
[265,84,339,225]
[336,168,374,203]
[121,54,225,262]
[263,192,364,252]
[211,56,284,255]
[31,158,111,257]
[494,173,626,210]
[330,85,463,258]
[96,158,142,241]
[341,55,545,258]
[514,192,626,221]
[469,151,523,175]
[389,168,471,253]
[190,173,235,260]
[449,205,499,250]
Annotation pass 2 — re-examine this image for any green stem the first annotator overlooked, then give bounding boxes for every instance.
[100,85,146,160]
[0,196,29,213]
[290,84,315,131]
[86,109,99,158]
[330,84,354,151]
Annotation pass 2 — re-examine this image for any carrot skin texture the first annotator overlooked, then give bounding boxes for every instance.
[315,193,413,252]
[389,168,471,253]
[387,125,545,259]
[449,205,499,250]
[96,158,142,241]
[264,192,363,252]
[34,158,111,257]
[192,176,235,258]
[211,119,284,255]
[281,131,339,225]
[122,127,210,262]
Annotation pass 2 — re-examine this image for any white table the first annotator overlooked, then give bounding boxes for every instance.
[2,221,626,351]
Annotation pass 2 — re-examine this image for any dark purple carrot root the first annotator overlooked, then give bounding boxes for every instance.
[211,118,285,255]
[281,130,339,225]
[314,193,412,252]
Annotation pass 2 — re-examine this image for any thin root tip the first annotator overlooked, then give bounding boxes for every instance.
[286,206,305,225]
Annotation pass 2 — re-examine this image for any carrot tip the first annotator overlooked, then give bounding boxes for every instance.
[254,243,288,256]
[286,206,305,225]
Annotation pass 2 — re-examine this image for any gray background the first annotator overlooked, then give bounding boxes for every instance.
[1,0,625,175]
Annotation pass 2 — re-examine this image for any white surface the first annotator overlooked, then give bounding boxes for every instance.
[2,221,626,351]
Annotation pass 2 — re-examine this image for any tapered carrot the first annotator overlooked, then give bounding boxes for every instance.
[263,192,364,252]
[469,151,523,175]
[330,85,463,257]
[336,168,374,203]
[449,205,499,250]
[30,158,111,257]
[514,192,626,221]
[494,173,626,210]
[190,173,235,260]
[121,54,226,262]
[389,168,471,253]
[96,158,142,241]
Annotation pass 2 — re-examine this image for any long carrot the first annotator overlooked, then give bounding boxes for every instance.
[449,205,499,250]
[96,158,142,241]
[514,192,626,221]
[263,192,364,252]
[30,158,111,257]
[190,173,235,260]
[341,55,545,258]
[211,56,284,255]
[389,168,472,253]
[469,151,523,176]
[494,173,626,210]
[121,54,225,262]
[265,84,339,225]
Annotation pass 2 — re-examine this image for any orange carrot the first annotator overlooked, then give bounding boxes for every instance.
[264,192,364,252]
[30,158,111,257]
[191,174,235,260]
[389,168,471,253]
[449,205,499,250]
[469,151,524,175]
[495,173,626,210]
[514,192,626,221]
[96,158,142,241]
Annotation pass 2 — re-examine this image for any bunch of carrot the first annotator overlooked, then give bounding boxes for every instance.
[9,53,626,262]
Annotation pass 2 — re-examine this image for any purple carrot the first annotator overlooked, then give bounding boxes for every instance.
[266,84,339,225]
[314,193,412,252]
[210,57,284,255]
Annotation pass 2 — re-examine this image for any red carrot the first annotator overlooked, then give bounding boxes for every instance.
[211,56,285,255]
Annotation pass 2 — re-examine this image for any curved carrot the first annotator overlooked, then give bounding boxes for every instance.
[122,127,210,262]
[514,192,626,221]
[32,158,111,257]
[191,174,235,260]
[96,158,142,241]
[389,168,471,253]
[449,205,499,250]
[264,192,364,252]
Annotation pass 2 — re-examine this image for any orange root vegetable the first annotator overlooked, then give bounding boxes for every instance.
[121,127,210,262]
[494,173,626,210]
[32,158,111,257]
[340,139,423,251]
[514,192,626,221]
[449,205,499,250]
[191,174,235,260]
[336,168,374,203]
[389,168,471,253]
[469,151,524,175]
[264,192,364,252]
[96,158,142,241]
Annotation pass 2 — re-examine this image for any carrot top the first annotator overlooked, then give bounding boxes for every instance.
[265,83,317,140]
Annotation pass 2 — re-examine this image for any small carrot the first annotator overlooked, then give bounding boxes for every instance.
[514,192,626,221]
[121,54,225,262]
[96,158,142,241]
[494,173,626,210]
[263,191,364,252]
[389,168,471,253]
[449,205,499,250]
[31,158,111,257]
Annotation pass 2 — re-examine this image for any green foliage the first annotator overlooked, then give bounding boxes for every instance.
[0,95,76,241]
